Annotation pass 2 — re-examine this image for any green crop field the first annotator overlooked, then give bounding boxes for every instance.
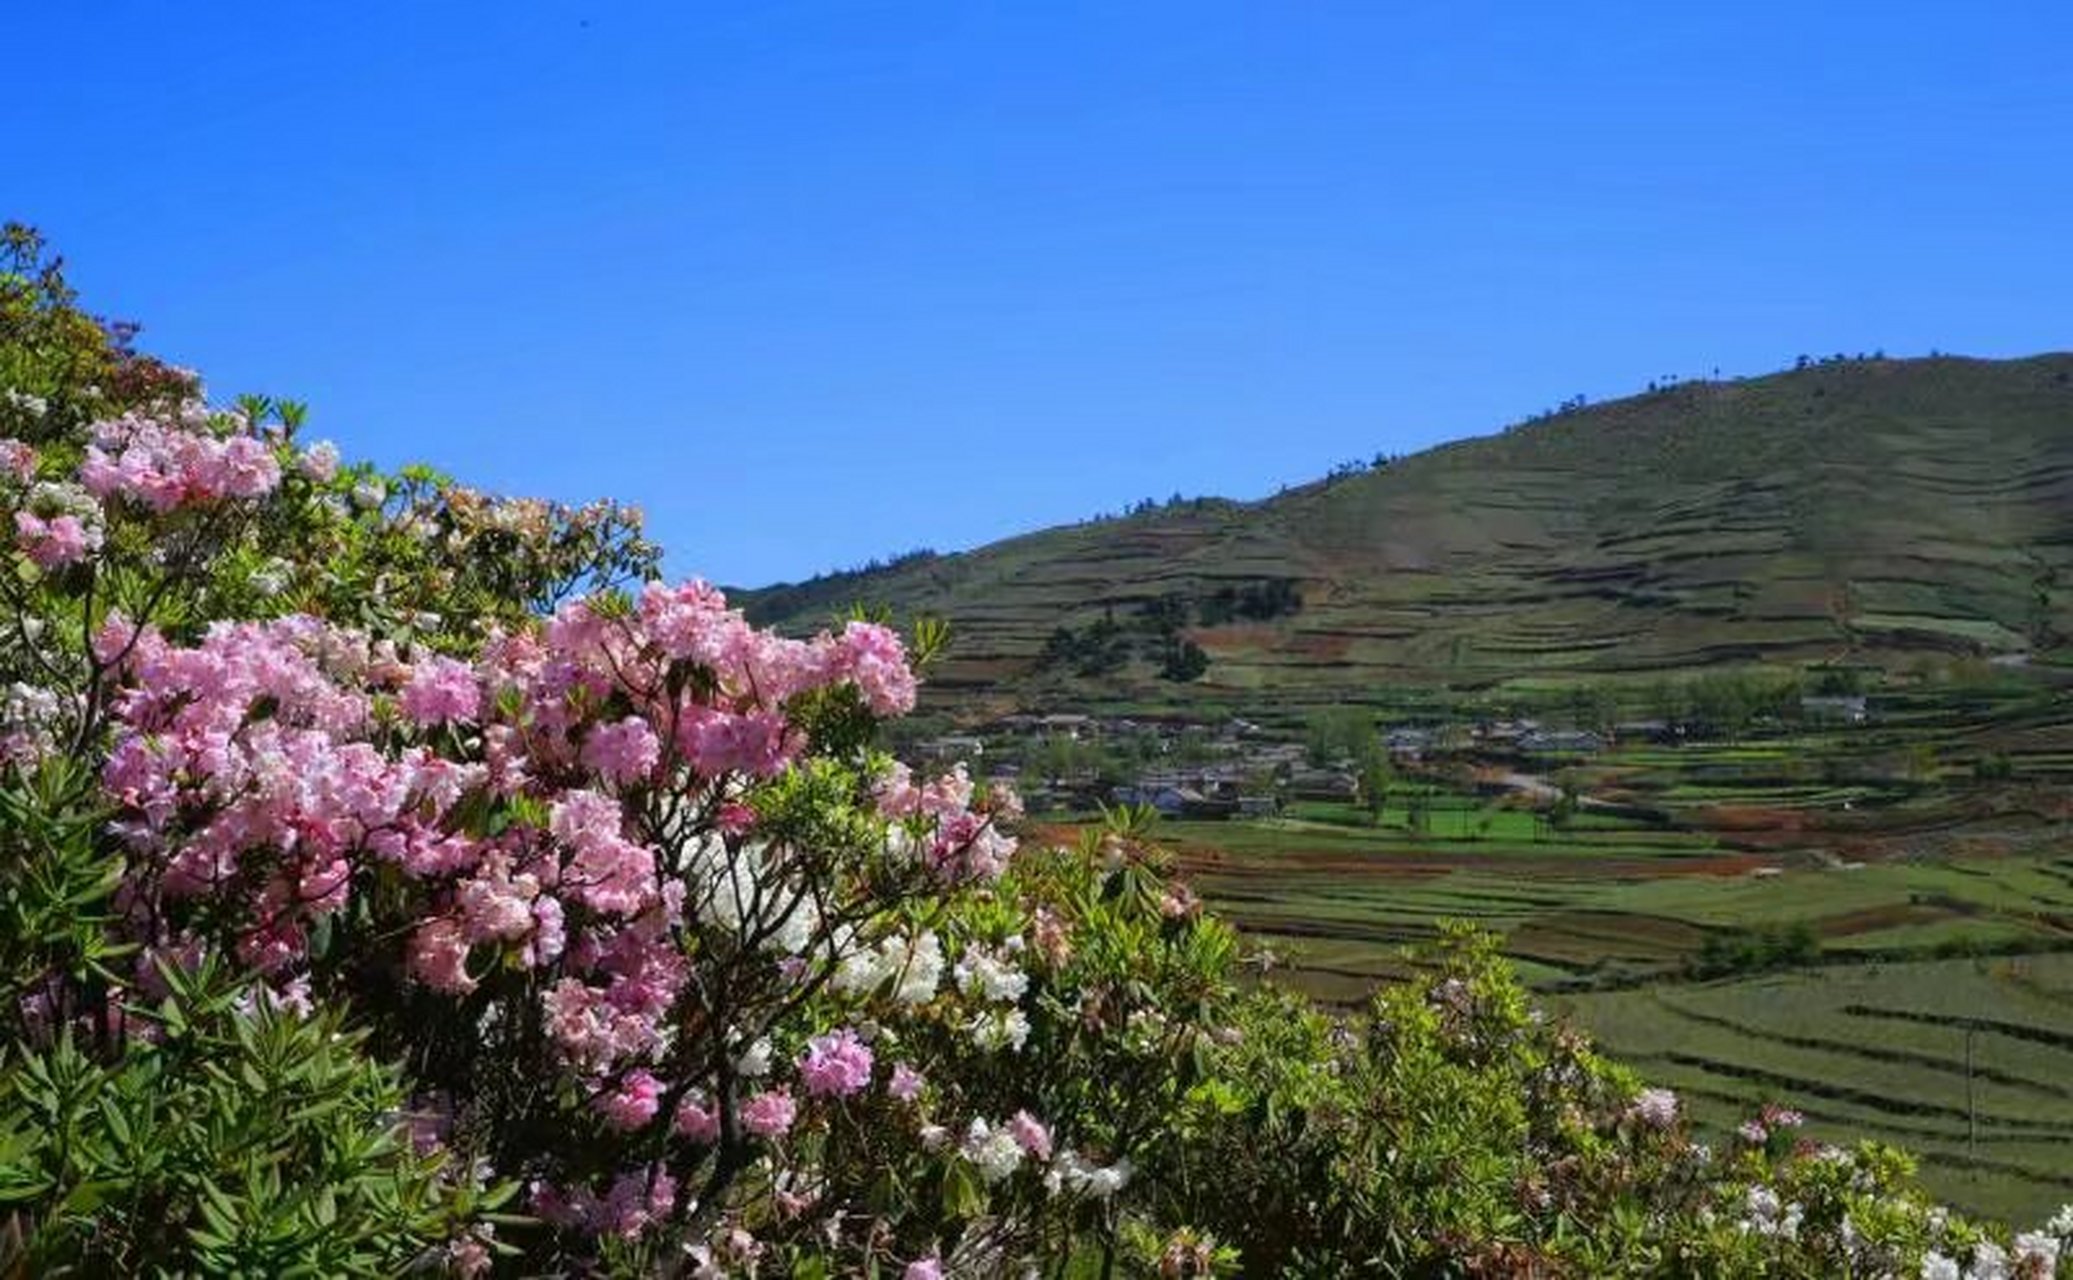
[1554,958,2073,1224]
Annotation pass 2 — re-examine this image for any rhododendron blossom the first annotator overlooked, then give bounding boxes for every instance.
[399,654,481,725]
[597,1070,664,1131]
[36,449,1052,1267]
[740,1088,797,1138]
[1008,1109,1053,1162]
[78,410,282,511]
[673,1092,721,1144]
[888,1062,925,1102]
[962,1117,1026,1184]
[797,1028,874,1098]
[1630,1088,1679,1128]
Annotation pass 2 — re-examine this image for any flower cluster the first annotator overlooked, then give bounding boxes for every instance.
[78,410,282,512]
[90,566,1041,1264]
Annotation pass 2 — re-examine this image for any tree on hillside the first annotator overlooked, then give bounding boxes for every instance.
[1303,706,1370,766]
[1356,741,1393,827]
[1158,636,1209,682]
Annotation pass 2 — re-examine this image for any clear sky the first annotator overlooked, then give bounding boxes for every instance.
[16,2,2072,585]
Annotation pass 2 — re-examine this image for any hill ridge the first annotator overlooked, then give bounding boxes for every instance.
[743,353,2073,710]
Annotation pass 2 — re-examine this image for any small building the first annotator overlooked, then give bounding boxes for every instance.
[1384,727,1432,758]
[1288,769,1358,801]
[1800,695,1869,725]
[1518,729,1605,756]
[1038,713,1095,739]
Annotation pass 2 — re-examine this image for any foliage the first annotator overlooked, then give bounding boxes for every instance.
[1303,706,1373,768]
[0,957,496,1277]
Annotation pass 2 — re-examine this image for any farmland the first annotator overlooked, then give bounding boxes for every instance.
[1557,959,2073,1224]
[1069,686,2073,1222]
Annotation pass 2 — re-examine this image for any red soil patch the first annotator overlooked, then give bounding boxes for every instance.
[1816,903,1954,936]
[1691,806,1807,833]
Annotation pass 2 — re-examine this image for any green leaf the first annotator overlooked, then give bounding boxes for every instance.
[940,1161,987,1220]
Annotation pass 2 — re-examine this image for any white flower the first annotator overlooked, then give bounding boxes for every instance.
[1920,1253,1959,1280]
[835,929,944,1005]
[1047,1150,1132,1200]
[1739,1186,1801,1240]
[968,1008,1032,1053]
[250,558,293,597]
[961,1119,1024,1184]
[733,1037,772,1078]
[954,945,1028,1003]
[832,946,891,996]
[1967,1241,2009,1280]
[1629,1088,1678,1127]
[2012,1230,2058,1267]
[2048,1203,2073,1239]
[895,930,944,1005]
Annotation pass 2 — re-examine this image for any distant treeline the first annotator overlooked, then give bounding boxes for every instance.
[1037,579,1303,682]
[737,548,941,624]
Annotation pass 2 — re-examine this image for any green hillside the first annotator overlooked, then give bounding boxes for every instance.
[744,354,2073,711]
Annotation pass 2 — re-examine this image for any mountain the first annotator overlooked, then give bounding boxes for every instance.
[742,354,2073,714]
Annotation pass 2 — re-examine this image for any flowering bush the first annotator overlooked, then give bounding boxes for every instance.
[0,227,2068,1277]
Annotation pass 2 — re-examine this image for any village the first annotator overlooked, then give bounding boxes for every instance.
[905,692,1876,820]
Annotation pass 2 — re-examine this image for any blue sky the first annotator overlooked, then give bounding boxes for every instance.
[16,2,2072,585]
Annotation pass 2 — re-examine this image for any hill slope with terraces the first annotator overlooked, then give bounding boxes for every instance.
[745,354,2073,710]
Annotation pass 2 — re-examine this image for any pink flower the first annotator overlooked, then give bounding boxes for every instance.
[673,1092,721,1143]
[888,1062,925,1103]
[675,705,796,778]
[1007,1109,1053,1162]
[406,918,475,994]
[79,412,281,511]
[597,1070,664,1131]
[739,1087,796,1138]
[445,1234,492,1278]
[15,511,96,569]
[551,790,657,915]
[399,655,481,725]
[0,438,35,481]
[903,1257,944,1280]
[456,862,540,944]
[833,620,917,716]
[582,716,661,784]
[299,440,341,482]
[797,1028,874,1099]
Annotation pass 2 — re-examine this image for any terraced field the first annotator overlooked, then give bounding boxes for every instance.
[747,353,2073,711]
[1556,958,2073,1223]
[1176,811,2073,1002]
[1141,708,2073,1221]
